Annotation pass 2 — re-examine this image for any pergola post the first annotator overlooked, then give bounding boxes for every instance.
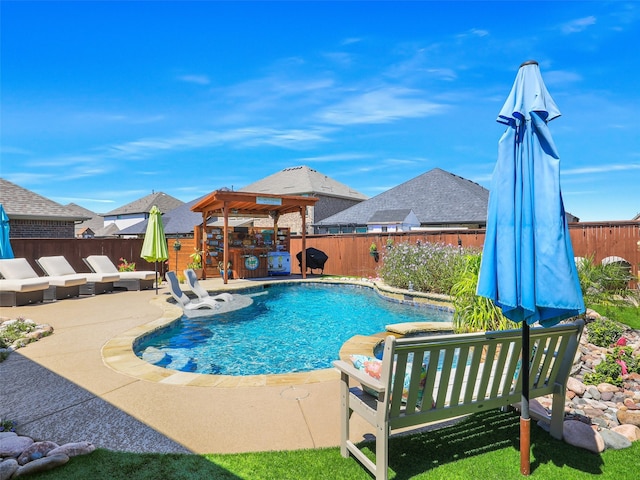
[301,206,307,278]
[222,203,229,284]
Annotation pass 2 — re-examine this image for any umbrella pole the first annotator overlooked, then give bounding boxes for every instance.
[520,322,531,475]
[155,261,158,295]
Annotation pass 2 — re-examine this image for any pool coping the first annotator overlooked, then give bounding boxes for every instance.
[101,277,454,387]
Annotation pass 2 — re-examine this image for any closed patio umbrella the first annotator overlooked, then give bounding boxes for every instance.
[141,205,169,294]
[477,60,585,475]
[0,204,14,259]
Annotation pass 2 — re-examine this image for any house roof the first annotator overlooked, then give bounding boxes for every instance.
[316,168,490,227]
[367,209,414,224]
[0,178,90,221]
[102,191,184,217]
[118,196,207,236]
[240,165,367,201]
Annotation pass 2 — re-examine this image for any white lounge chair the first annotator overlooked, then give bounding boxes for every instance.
[84,255,155,291]
[0,258,85,303]
[165,271,221,317]
[184,268,234,303]
[37,255,119,295]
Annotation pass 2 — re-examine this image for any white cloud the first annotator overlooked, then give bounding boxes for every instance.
[563,163,640,175]
[178,74,211,85]
[561,16,597,34]
[316,87,447,125]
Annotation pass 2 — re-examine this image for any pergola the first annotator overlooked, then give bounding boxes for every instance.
[191,190,318,283]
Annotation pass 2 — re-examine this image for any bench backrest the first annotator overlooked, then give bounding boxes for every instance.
[378,320,584,430]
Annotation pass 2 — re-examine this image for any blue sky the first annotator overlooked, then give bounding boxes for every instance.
[2,1,639,221]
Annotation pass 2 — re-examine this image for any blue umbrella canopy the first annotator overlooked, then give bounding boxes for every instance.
[141,205,168,293]
[476,61,585,475]
[477,61,584,327]
[0,204,15,259]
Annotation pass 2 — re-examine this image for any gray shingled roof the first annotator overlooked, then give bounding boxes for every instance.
[0,178,89,221]
[240,165,367,201]
[102,191,184,216]
[118,196,205,235]
[368,209,414,223]
[316,168,489,226]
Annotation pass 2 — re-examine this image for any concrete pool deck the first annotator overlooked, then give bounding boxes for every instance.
[1,275,392,455]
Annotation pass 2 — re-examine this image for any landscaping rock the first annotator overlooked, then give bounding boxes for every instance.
[600,428,632,450]
[611,424,640,442]
[0,436,33,458]
[47,441,95,458]
[0,458,19,480]
[617,408,640,427]
[17,441,59,465]
[563,420,605,453]
[12,454,69,478]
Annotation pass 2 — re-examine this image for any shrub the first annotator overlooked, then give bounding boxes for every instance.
[378,241,473,295]
[584,346,640,386]
[587,318,624,347]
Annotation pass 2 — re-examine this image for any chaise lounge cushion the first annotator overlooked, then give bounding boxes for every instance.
[0,258,86,288]
[0,278,49,293]
[84,255,155,280]
[37,256,119,283]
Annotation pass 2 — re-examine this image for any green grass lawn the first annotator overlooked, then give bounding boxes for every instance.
[27,409,640,479]
[591,304,640,330]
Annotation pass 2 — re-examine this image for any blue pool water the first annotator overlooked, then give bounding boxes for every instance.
[134,283,452,376]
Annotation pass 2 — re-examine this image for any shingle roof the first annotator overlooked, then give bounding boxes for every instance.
[0,178,89,221]
[316,168,489,226]
[368,209,414,223]
[240,165,367,201]
[102,191,184,216]
[118,196,206,235]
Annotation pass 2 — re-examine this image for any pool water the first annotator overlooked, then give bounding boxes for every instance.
[135,283,452,376]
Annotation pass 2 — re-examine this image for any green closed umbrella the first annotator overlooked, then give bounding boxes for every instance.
[141,205,169,294]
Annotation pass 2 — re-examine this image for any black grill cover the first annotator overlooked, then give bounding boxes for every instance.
[296,248,328,273]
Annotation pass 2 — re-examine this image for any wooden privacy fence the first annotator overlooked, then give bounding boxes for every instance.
[291,222,640,286]
[8,222,639,286]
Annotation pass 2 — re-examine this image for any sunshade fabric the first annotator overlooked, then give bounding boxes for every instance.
[141,206,168,262]
[0,204,14,259]
[477,62,585,327]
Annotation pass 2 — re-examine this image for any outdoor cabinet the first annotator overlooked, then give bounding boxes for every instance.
[203,226,290,279]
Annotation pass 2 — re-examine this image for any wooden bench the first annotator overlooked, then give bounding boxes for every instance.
[333,320,584,480]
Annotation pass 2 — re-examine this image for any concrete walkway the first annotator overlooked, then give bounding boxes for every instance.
[0,277,373,454]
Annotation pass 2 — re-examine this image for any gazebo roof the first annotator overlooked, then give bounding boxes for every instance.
[190,190,318,217]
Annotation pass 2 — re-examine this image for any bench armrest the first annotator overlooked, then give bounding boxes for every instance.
[333,360,386,394]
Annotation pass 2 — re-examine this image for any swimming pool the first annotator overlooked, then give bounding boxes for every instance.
[134,282,452,376]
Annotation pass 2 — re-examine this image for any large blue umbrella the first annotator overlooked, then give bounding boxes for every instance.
[477,61,585,475]
[0,204,14,259]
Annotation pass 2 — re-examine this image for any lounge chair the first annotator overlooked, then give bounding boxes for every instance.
[0,258,85,303]
[84,255,155,291]
[184,268,234,303]
[36,255,119,295]
[165,271,221,317]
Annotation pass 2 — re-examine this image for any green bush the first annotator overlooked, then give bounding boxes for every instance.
[584,346,640,386]
[378,241,474,294]
[586,318,624,347]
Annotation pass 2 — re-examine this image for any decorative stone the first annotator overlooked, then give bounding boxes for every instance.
[617,408,640,427]
[12,454,69,477]
[563,420,605,453]
[0,435,33,458]
[0,458,19,480]
[612,424,640,442]
[17,441,59,465]
[567,377,587,396]
[600,428,632,450]
[623,398,640,410]
[47,441,95,458]
[0,432,17,440]
[597,383,620,393]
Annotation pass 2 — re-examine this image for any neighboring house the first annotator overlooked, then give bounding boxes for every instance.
[315,168,490,234]
[118,194,253,237]
[239,165,368,234]
[102,191,184,233]
[633,212,640,221]
[65,203,117,238]
[0,178,89,238]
